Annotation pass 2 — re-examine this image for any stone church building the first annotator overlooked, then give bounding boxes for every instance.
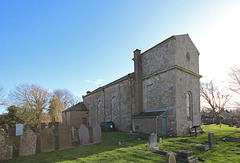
[65,34,201,136]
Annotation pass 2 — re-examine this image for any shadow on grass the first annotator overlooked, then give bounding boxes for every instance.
[5,131,150,163]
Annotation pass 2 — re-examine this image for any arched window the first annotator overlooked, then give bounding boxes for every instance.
[186,92,192,120]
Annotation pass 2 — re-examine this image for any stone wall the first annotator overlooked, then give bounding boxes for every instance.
[62,111,89,129]
[133,117,163,136]
[83,75,135,132]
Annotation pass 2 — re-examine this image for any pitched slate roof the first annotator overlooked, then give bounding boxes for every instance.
[131,109,167,119]
[62,102,88,112]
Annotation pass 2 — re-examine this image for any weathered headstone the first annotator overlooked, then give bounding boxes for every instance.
[176,150,198,162]
[149,133,157,148]
[0,134,13,161]
[166,152,176,163]
[59,126,72,150]
[208,133,215,146]
[8,128,15,137]
[41,128,55,153]
[79,124,90,145]
[48,122,54,129]
[16,124,23,136]
[19,130,37,156]
[24,124,31,131]
[92,124,102,143]
[41,123,46,130]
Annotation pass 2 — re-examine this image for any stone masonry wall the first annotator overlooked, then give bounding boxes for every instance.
[141,37,176,79]
[83,77,134,132]
[142,70,177,135]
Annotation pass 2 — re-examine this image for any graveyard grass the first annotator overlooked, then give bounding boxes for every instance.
[5,124,240,163]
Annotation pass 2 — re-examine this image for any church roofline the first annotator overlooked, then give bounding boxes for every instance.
[83,73,134,98]
[141,34,200,56]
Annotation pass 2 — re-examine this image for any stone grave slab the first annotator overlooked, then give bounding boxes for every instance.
[0,134,13,161]
[148,133,157,148]
[79,124,90,145]
[92,124,102,143]
[176,150,198,163]
[208,133,215,146]
[19,130,37,156]
[59,126,72,150]
[41,128,55,153]
[16,124,23,136]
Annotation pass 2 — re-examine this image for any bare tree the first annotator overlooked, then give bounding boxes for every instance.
[9,83,50,126]
[0,86,7,105]
[53,89,77,109]
[201,81,231,119]
[229,65,240,106]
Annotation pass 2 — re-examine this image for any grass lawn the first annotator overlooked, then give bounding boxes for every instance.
[4,124,240,163]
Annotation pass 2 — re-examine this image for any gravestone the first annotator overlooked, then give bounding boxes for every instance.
[16,124,23,136]
[176,150,198,163]
[148,133,157,148]
[19,130,37,156]
[59,126,72,150]
[79,124,90,145]
[92,124,102,143]
[24,124,31,131]
[0,134,13,161]
[48,122,54,128]
[41,123,46,130]
[166,152,176,163]
[41,128,55,153]
[208,133,215,146]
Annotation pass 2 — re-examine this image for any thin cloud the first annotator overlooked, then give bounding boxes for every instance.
[95,79,105,86]
[86,80,93,83]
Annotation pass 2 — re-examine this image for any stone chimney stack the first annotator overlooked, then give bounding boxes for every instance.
[133,49,143,114]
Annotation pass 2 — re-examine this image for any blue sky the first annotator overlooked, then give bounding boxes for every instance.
[1,1,240,113]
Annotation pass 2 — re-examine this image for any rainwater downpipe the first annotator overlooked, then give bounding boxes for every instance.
[102,89,105,121]
[156,116,159,136]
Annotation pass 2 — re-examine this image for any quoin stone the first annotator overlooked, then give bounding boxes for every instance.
[19,130,37,156]
[79,124,90,145]
[58,126,72,150]
[41,128,55,153]
[16,124,23,136]
[0,134,13,161]
[92,124,102,143]
[149,133,157,148]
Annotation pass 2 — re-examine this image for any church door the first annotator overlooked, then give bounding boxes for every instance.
[162,117,168,136]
